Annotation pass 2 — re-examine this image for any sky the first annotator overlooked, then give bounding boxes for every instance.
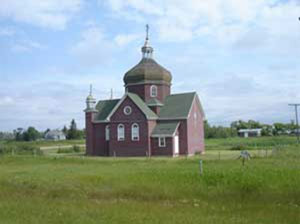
[0,0,300,132]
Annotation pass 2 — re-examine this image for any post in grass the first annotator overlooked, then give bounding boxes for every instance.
[238,150,251,166]
[199,159,203,176]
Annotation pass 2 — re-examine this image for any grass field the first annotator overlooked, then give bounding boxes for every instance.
[0,137,299,223]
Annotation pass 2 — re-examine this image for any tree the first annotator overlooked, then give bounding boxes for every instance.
[62,125,68,136]
[23,127,40,141]
[14,128,24,141]
[204,120,237,139]
[67,119,82,139]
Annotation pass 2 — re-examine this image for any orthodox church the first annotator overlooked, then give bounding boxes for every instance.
[84,26,205,157]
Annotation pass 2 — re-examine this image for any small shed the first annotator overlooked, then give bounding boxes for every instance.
[45,130,66,141]
[238,129,262,138]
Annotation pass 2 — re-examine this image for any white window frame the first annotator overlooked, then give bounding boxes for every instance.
[158,137,166,147]
[150,85,158,97]
[131,123,139,141]
[117,124,125,141]
[123,106,132,115]
[105,125,110,141]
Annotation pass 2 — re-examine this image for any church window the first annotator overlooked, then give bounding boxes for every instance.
[131,123,139,141]
[105,125,110,141]
[150,85,157,97]
[118,124,125,141]
[124,106,132,115]
[159,137,166,147]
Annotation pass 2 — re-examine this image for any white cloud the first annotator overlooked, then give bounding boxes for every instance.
[70,27,116,66]
[0,96,14,106]
[0,27,15,36]
[114,33,141,46]
[104,0,300,47]
[0,0,83,30]
[11,40,45,53]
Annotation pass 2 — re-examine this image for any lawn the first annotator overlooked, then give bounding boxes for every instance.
[0,137,299,224]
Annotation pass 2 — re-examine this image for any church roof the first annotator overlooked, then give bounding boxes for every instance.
[146,98,163,107]
[95,99,120,121]
[126,93,158,119]
[159,92,201,119]
[94,93,157,122]
[151,121,180,137]
[123,58,172,85]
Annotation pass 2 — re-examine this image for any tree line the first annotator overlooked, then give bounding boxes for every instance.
[1,119,85,141]
[1,119,299,141]
[205,120,300,139]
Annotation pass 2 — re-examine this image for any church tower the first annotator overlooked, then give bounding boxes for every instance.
[123,25,172,114]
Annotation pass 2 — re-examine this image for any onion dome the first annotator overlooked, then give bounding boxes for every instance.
[123,25,172,86]
[85,84,96,111]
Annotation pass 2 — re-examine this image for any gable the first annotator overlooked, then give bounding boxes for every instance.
[107,93,158,121]
[191,94,205,119]
[110,96,148,121]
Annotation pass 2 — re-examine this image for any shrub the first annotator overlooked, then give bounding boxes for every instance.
[73,145,81,153]
[57,145,81,154]
[0,144,42,155]
[230,144,245,151]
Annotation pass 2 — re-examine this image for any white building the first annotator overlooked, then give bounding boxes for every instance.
[45,130,66,141]
[238,129,262,138]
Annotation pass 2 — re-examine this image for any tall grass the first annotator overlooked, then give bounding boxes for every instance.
[0,146,299,224]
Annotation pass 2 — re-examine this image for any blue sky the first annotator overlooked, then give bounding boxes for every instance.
[0,0,300,131]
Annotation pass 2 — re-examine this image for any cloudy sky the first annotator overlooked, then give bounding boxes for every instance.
[0,0,300,131]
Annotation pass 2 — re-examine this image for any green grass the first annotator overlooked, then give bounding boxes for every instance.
[205,136,298,151]
[1,139,85,148]
[0,140,299,223]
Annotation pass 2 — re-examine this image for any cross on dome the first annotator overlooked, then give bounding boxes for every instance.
[142,24,153,59]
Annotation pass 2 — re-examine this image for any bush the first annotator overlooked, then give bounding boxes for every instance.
[57,145,81,154]
[0,144,43,155]
[230,144,246,151]
[72,145,81,153]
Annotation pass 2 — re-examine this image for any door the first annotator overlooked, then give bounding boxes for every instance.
[174,135,179,155]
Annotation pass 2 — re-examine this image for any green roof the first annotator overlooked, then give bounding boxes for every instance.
[127,93,158,119]
[151,121,180,137]
[95,99,119,121]
[146,98,163,106]
[159,92,196,119]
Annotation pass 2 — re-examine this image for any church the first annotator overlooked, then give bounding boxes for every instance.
[84,26,205,157]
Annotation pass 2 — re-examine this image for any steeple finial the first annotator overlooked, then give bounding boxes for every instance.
[146,24,149,41]
[89,84,93,96]
[142,24,153,58]
[110,88,113,99]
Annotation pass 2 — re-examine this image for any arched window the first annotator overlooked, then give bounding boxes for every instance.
[131,123,139,141]
[117,124,125,141]
[105,125,110,141]
[150,85,157,97]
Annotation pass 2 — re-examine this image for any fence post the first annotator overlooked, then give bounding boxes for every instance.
[199,160,203,176]
[218,151,221,160]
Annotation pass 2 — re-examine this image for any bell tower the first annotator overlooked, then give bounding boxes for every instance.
[84,85,97,155]
[123,25,172,113]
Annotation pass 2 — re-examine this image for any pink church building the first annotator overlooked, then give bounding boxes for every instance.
[85,26,205,157]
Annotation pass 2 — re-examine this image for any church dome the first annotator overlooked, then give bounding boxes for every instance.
[124,24,172,86]
[124,58,172,85]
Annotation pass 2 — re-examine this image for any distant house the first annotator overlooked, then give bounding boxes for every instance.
[45,130,66,141]
[238,129,262,138]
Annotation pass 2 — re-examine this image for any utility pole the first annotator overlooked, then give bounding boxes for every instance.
[289,104,300,144]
